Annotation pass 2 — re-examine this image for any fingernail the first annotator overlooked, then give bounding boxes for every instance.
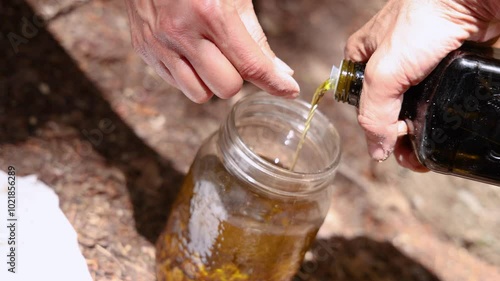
[278,71,300,98]
[274,57,294,75]
[284,91,300,99]
[397,120,408,136]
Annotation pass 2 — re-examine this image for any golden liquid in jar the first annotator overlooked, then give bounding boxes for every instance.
[290,79,335,171]
[156,155,321,281]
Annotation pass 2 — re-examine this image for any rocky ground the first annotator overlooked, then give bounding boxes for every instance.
[1,0,500,280]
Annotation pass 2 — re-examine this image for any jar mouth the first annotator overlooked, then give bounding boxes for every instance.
[219,92,341,197]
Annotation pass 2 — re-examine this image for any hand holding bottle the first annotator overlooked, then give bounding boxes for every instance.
[344,0,500,171]
[124,0,299,103]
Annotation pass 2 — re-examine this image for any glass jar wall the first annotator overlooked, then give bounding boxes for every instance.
[156,93,341,281]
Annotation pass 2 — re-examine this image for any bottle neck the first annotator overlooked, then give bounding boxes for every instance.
[217,93,341,198]
[333,60,365,107]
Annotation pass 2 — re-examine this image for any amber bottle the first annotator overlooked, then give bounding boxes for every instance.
[332,45,500,185]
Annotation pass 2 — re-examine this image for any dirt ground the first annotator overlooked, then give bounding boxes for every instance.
[1,0,500,280]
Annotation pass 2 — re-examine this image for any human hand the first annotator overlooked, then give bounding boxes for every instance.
[344,0,500,171]
[124,0,299,103]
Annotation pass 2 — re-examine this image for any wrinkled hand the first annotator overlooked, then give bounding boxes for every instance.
[125,0,299,103]
[344,0,500,171]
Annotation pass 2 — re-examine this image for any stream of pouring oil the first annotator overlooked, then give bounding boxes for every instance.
[290,78,336,171]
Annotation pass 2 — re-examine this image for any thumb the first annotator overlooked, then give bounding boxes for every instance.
[210,6,299,98]
[236,2,295,75]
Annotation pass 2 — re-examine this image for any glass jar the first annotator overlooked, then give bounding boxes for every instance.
[156,93,341,281]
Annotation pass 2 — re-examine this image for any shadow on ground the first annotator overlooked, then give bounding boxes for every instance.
[0,0,183,243]
[294,236,441,281]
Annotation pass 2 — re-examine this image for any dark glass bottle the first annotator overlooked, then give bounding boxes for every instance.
[332,45,500,185]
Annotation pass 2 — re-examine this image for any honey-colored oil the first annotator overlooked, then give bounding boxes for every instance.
[156,155,321,281]
[291,78,336,171]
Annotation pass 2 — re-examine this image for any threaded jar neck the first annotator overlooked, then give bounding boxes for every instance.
[333,60,365,107]
[217,93,341,197]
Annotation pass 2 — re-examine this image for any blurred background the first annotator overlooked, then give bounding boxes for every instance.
[1,0,500,280]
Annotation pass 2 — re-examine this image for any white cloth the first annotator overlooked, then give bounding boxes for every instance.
[0,171,92,281]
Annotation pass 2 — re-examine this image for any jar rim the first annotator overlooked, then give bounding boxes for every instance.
[219,92,341,197]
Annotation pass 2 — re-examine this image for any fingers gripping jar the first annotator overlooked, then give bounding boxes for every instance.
[156,93,341,281]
